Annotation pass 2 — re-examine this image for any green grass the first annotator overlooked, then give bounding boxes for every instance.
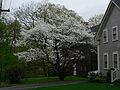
[20,77,59,84]
[20,76,85,84]
[0,77,58,87]
[30,83,120,90]
[64,76,87,81]
[0,76,87,87]
[0,76,87,88]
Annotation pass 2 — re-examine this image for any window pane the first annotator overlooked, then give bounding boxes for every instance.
[103,31,107,42]
[104,55,107,68]
[113,34,116,40]
[113,28,116,34]
[114,54,117,68]
[112,27,117,40]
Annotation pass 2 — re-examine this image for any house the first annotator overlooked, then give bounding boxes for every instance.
[95,0,120,79]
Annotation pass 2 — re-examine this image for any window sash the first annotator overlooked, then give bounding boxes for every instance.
[103,29,108,43]
[113,52,119,69]
[103,53,109,69]
[112,26,118,41]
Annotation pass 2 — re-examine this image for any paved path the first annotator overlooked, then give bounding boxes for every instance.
[0,81,87,90]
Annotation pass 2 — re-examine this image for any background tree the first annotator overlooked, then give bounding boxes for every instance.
[13,2,40,29]
[88,14,103,27]
[0,20,24,84]
[8,20,21,52]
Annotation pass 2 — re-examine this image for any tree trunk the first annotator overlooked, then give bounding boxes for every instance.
[43,64,47,77]
[42,60,48,77]
[59,75,65,81]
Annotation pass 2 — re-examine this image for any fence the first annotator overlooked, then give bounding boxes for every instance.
[111,69,118,83]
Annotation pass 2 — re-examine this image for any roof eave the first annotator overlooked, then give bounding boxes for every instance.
[95,0,114,41]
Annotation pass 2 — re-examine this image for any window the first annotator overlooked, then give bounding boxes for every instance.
[103,29,108,43]
[113,52,119,69]
[103,53,109,69]
[112,26,118,41]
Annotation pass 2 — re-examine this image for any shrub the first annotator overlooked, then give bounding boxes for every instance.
[88,72,97,82]
[95,74,106,83]
[6,65,25,84]
[88,72,106,83]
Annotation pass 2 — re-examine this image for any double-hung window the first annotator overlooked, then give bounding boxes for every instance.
[113,52,119,69]
[103,29,108,43]
[103,53,109,69]
[112,26,118,41]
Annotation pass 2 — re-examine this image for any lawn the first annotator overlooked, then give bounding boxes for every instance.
[30,83,120,90]
[20,77,59,84]
[0,76,87,88]
[20,76,86,84]
[0,76,87,87]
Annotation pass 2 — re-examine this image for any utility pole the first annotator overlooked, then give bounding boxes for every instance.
[0,0,10,16]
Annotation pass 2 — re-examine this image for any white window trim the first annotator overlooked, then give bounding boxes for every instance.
[103,29,108,43]
[103,53,109,69]
[112,51,119,70]
[112,26,118,41]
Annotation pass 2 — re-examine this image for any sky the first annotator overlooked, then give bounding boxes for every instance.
[3,0,110,21]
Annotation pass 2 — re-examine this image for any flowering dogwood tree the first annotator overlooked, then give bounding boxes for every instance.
[15,3,93,80]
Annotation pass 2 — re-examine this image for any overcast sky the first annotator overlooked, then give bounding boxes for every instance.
[3,0,110,21]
